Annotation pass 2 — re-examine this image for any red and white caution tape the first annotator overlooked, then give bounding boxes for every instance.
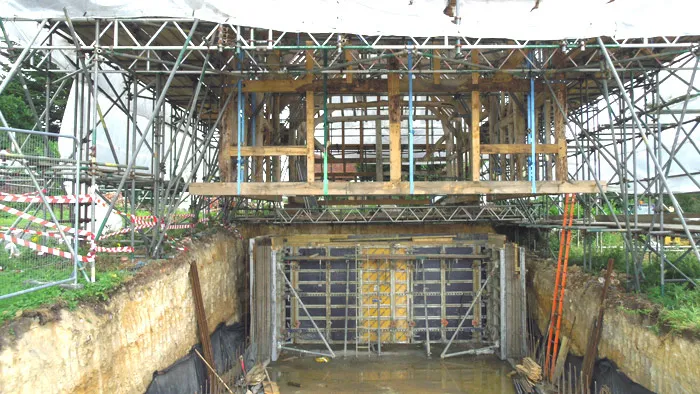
[92,192,156,223]
[131,216,158,225]
[0,189,45,197]
[2,227,89,241]
[166,223,196,230]
[99,222,158,240]
[0,202,95,239]
[0,233,95,263]
[94,245,134,253]
[0,193,92,204]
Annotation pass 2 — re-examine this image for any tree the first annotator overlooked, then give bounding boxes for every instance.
[0,50,69,157]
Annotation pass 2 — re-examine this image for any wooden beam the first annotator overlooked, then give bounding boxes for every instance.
[240,77,533,94]
[325,100,452,110]
[218,97,235,182]
[327,143,444,150]
[375,97,383,182]
[305,43,315,182]
[190,180,605,196]
[470,49,481,181]
[227,146,308,157]
[319,114,442,125]
[481,144,558,154]
[493,49,529,83]
[554,85,568,181]
[189,262,216,384]
[344,50,353,84]
[318,198,433,206]
[433,50,441,85]
[388,63,401,183]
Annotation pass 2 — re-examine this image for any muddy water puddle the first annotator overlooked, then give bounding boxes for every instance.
[268,350,515,394]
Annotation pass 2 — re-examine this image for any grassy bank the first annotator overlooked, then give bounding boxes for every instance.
[546,231,700,336]
[0,266,130,326]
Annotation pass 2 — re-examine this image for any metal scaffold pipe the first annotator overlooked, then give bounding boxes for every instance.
[408,45,415,194]
[237,49,244,196]
[597,36,700,268]
[93,18,200,243]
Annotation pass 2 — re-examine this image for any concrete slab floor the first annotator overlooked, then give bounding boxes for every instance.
[267,348,516,394]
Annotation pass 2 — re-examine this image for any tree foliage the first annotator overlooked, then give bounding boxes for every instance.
[0,50,69,157]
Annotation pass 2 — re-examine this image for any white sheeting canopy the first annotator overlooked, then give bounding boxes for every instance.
[3,0,700,40]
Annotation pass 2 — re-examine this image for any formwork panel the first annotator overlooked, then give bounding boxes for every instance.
[270,233,511,354]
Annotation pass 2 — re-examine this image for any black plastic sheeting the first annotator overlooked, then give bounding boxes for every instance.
[565,355,655,394]
[145,322,250,394]
[528,319,654,394]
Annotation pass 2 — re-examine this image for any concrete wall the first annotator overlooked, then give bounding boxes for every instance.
[0,232,245,394]
[528,257,700,394]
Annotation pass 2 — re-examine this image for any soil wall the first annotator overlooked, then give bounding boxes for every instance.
[528,257,700,394]
[0,232,245,394]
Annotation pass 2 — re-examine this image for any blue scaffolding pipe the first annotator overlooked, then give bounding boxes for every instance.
[528,55,536,194]
[408,46,414,194]
[237,50,244,195]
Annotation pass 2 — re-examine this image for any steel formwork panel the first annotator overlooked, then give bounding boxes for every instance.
[284,241,493,347]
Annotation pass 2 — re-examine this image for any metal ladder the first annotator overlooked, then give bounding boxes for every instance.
[544,193,576,379]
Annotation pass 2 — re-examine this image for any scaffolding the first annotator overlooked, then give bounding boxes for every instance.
[0,15,698,297]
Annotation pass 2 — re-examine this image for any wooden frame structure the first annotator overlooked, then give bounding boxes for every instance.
[198,38,607,197]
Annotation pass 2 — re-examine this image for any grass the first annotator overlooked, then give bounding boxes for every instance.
[0,269,130,325]
[0,203,205,327]
[645,284,700,334]
[546,231,700,337]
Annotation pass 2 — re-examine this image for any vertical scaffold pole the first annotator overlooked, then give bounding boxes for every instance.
[236,49,244,195]
[408,46,415,194]
[323,50,329,195]
[528,53,536,193]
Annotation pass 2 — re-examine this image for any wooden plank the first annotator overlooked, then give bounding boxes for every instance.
[241,76,533,94]
[344,50,353,84]
[189,180,605,196]
[582,258,615,389]
[306,90,315,182]
[306,43,315,182]
[325,100,452,110]
[552,335,570,382]
[319,114,440,125]
[272,95,281,182]
[227,145,308,157]
[470,49,481,181]
[481,144,558,154]
[554,85,568,181]
[253,94,264,182]
[375,96,384,182]
[189,262,216,385]
[388,63,401,183]
[263,381,281,394]
[433,50,441,85]
[219,97,235,182]
[317,197,433,206]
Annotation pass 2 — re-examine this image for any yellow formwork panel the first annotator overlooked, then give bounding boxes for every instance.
[360,248,411,343]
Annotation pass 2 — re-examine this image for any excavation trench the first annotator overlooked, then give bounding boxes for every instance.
[0,226,697,394]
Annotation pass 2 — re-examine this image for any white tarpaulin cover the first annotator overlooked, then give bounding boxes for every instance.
[3,0,700,40]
